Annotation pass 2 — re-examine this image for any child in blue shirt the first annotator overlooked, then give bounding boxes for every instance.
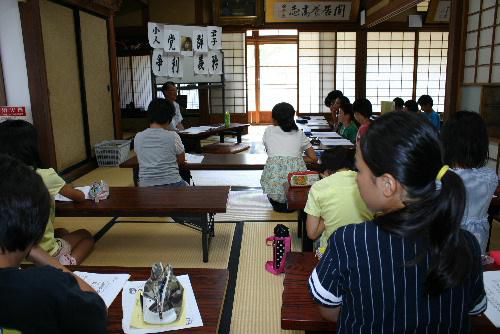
[417,94,440,129]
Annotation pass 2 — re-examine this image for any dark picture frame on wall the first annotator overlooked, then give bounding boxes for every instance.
[214,0,264,26]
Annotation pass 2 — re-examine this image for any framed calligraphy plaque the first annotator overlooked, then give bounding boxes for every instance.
[426,0,450,24]
[265,0,359,22]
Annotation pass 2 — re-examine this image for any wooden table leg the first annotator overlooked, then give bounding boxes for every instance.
[219,134,225,143]
[300,210,314,252]
[202,213,213,263]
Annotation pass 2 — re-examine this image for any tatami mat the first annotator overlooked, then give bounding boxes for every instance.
[81,222,234,269]
[54,216,113,236]
[217,190,298,222]
[72,167,134,187]
[230,222,303,334]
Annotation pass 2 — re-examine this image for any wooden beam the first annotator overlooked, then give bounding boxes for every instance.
[443,0,464,120]
[18,0,57,168]
[355,30,367,99]
[366,0,421,27]
[108,14,122,139]
[53,0,122,14]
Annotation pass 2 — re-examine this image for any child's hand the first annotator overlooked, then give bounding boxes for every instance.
[59,185,86,202]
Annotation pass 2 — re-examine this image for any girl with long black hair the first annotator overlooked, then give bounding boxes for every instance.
[309,112,486,333]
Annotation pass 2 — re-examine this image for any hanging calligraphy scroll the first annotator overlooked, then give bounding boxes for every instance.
[265,0,359,22]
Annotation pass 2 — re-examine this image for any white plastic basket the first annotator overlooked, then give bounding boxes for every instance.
[94,140,131,167]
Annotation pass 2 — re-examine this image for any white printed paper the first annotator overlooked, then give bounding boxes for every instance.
[193,30,208,53]
[320,138,354,146]
[55,186,91,202]
[164,30,180,53]
[166,55,183,78]
[121,275,203,333]
[148,23,163,48]
[207,26,222,50]
[307,120,330,125]
[208,51,223,75]
[180,126,215,134]
[310,132,341,138]
[74,271,130,308]
[194,54,209,75]
[152,49,168,76]
[185,153,204,164]
[484,271,500,327]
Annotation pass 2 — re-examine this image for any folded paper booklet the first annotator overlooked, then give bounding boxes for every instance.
[122,275,203,334]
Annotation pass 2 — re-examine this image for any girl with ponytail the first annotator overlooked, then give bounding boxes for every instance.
[260,102,317,212]
[308,112,486,333]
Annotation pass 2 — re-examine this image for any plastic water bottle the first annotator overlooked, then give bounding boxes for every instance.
[224,111,231,128]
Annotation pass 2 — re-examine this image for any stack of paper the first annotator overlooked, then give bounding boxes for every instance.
[308,116,326,120]
[484,271,500,327]
[74,271,130,307]
[320,138,354,146]
[179,126,214,134]
[185,153,204,164]
[307,120,330,126]
[311,132,341,138]
[122,275,203,333]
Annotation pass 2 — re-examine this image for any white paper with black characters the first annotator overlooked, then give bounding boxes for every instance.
[148,22,164,49]
[208,51,223,75]
[193,53,209,75]
[206,26,222,50]
[164,30,180,53]
[167,55,183,78]
[193,30,208,53]
[152,49,168,76]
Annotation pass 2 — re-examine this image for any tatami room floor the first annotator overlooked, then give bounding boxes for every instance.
[56,125,500,334]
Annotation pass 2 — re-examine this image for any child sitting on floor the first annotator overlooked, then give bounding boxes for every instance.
[0,120,94,265]
[0,155,106,333]
[305,147,372,258]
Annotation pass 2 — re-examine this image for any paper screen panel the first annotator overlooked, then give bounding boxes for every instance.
[80,11,115,149]
[40,0,86,170]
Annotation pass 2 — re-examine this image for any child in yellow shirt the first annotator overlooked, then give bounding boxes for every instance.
[305,147,372,257]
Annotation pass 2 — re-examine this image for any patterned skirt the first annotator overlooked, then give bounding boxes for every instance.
[260,156,308,203]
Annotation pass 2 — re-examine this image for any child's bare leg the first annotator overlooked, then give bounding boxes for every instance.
[61,229,95,264]
[54,228,70,238]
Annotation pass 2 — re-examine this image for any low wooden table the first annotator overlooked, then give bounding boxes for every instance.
[282,252,500,333]
[120,154,320,186]
[56,186,230,262]
[179,123,250,153]
[70,266,228,334]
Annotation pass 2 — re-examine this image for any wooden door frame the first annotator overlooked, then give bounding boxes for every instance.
[19,0,120,177]
[246,31,298,123]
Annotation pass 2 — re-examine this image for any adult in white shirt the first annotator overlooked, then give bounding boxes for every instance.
[161,82,185,131]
